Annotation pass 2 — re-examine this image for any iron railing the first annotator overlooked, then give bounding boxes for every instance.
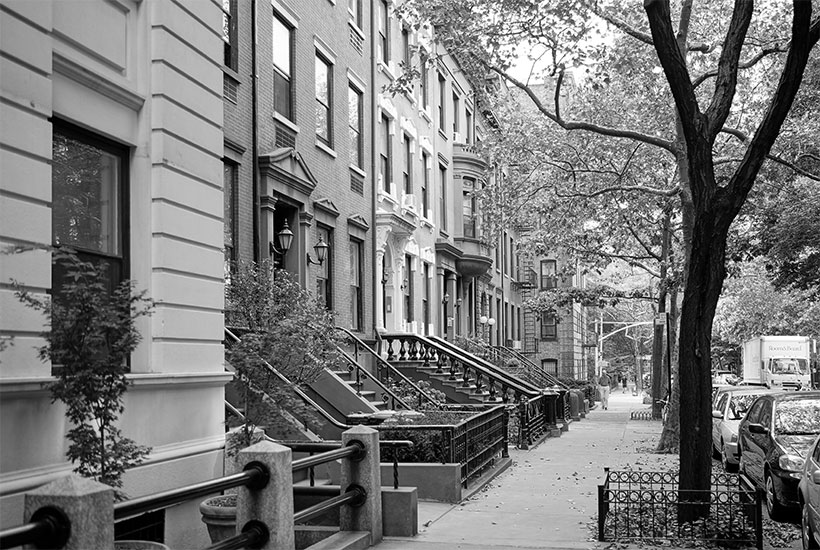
[0,464,271,550]
[1,435,386,550]
[597,469,763,549]
[225,328,352,433]
[342,327,441,409]
[377,405,508,485]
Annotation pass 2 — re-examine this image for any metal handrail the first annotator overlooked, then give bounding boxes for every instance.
[225,328,351,431]
[424,335,539,396]
[205,521,268,550]
[0,507,70,550]
[292,441,365,472]
[293,486,365,524]
[114,463,269,520]
[494,345,568,388]
[335,345,412,411]
[338,327,441,409]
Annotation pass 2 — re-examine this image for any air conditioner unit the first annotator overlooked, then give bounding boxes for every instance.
[512,340,523,350]
[453,131,463,142]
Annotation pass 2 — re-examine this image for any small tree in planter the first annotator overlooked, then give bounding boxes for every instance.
[203,260,344,543]
[225,259,342,445]
[14,249,154,494]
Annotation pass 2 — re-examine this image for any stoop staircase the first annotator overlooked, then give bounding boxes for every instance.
[378,332,543,405]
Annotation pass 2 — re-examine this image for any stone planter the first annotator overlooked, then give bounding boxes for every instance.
[199,494,237,543]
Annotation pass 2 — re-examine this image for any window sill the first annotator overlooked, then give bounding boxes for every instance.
[349,165,366,178]
[316,139,337,158]
[222,66,241,83]
[419,107,432,123]
[438,127,449,141]
[274,112,300,134]
[348,20,365,41]
[378,60,396,81]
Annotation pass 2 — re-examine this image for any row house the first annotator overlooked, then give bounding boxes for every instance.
[0,1,229,546]
[223,0,375,334]
[224,0,530,346]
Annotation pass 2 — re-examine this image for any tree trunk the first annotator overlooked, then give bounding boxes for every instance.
[677,175,731,521]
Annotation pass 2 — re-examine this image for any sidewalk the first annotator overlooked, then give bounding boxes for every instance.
[376,391,799,550]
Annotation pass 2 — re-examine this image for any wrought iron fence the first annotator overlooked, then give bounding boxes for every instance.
[597,469,763,549]
[377,405,508,485]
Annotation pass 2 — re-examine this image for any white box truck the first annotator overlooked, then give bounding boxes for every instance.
[741,336,811,389]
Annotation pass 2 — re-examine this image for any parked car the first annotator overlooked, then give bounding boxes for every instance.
[738,391,820,520]
[799,434,820,550]
[712,388,778,472]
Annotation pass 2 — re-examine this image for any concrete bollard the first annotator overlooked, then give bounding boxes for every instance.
[340,425,382,544]
[236,440,294,550]
[24,474,114,550]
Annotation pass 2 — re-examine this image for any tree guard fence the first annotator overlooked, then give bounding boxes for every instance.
[598,469,763,549]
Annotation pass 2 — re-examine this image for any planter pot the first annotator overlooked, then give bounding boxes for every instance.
[199,494,237,543]
[115,542,170,550]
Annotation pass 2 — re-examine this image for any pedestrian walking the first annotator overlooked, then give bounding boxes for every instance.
[622,375,628,393]
[598,370,611,410]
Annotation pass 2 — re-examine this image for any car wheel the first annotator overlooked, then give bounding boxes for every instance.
[803,501,819,549]
[765,472,786,521]
[721,441,738,473]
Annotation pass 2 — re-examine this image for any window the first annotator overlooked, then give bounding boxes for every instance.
[452,92,460,136]
[221,0,238,70]
[422,263,430,335]
[466,109,473,144]
[348,0,361,28]
[439,163,447,231]
[540,313,557,339]
[348,84,363,168]
[462,177,476,238]
[437,73,446,130]
[401,28,411,69]
[315,53,333,146]
[316,226,333,310]
[420,151,429,216]
[349,239,363,330]
[541,359,558,375]
[402,134,413,195]
[52,122,127,297]
[379,114,392,193]
[403,254,413,323]
[273,14,293,120]
[223,161,238,273]
[540,260,557,289]
[378,0,389,64]
[420,54,429,110]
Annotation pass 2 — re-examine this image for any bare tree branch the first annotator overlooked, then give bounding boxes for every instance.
[644,0,702,149]
[494,66,678,153]
[591,3,714,52]
[692,45,788,88]
[705,0,754,140]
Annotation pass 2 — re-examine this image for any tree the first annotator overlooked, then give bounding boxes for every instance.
[14,250,154,493]
[397,0,820,518]
[225,260,343,443]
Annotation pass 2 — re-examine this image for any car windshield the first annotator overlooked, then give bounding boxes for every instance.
[770,358,808,375]
[774,399,820,435]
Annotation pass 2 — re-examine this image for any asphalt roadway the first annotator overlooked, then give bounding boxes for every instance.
[376,390,801,550]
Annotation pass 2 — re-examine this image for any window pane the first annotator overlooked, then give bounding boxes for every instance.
[274,72,291,118]
[315,59,329,103]
[273,17,290,76]
[52,132,120,255]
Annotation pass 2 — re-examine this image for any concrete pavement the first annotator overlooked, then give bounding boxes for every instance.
[376,390,800,550]
[377,390,671,550]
